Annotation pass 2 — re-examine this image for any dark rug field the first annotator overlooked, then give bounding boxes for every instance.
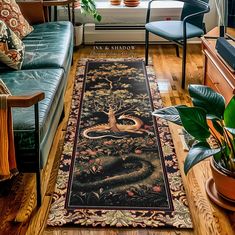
[47,59,192,228]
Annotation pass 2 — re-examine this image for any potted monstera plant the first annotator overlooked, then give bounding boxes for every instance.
[153,84,235,202]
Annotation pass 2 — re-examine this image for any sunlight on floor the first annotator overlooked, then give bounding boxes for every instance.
[157,80,171,93]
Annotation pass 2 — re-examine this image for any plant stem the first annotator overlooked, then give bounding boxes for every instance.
[223,128,235,170]
[208,126,223,148]
[208,126,227,166]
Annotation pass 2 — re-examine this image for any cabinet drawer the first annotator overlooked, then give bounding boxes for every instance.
[205,52,235,103]
[205,73,219,93]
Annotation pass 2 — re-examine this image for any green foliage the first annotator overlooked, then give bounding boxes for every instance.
[188,84,225,118]
[80,0,101,22]
[152,106,183,126]
[224,97,235,128]
[176,106,210,141]
[152,84,235,174]
[184,142,220,174]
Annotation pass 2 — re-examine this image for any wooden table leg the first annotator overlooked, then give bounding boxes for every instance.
[68,4,71,21]
[54,6,57,21]
[72,1,75,25]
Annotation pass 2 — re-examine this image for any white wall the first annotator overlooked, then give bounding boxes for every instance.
[204,0,218,31]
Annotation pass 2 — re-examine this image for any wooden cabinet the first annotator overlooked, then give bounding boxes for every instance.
[202,28,235,103]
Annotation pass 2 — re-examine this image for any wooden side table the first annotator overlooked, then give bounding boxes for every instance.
[201,27,235,103]
[17,1,46,24]
[43,0,75,25]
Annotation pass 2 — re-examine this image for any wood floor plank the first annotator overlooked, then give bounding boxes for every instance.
[26,196,52,235]
[14,174,37,223]
[44,228,194,235]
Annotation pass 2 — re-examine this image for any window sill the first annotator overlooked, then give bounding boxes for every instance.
[91,1,183,10]
[59,1,183,24]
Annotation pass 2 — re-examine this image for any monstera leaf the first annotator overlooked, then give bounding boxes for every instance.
[176,106,210,141]
[152,106,183,126]
[184,142,221,174]
[188,84,225,119]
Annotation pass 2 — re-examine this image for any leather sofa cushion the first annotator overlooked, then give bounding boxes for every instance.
[22,21,73,70]
[0,68,65,150]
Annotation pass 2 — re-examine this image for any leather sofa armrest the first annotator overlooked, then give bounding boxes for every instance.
[7,92,45,107]
[17,1,46,24]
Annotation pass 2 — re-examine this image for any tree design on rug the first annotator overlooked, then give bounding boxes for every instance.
[81,62,153,139]
[68,61,171,209]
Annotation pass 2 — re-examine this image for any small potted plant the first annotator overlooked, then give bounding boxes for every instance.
[152,84,235,203]
[73,0,101,46]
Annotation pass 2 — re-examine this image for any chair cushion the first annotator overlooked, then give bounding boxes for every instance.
[0,68,65,149]
[0,20,25,70]
[145,21,204,41]
[0,0,33,39]
[22,21,73,70]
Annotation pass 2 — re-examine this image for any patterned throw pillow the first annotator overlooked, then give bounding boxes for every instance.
[0,20,24,70]
[0,0,33,39]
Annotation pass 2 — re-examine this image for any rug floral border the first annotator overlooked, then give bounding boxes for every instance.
[47,58,193,228]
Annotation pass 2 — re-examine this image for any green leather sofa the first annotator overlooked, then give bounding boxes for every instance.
[0,21,74,206]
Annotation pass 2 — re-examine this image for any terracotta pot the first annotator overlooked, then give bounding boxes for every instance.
[210,159,235,202]
[110,0,121,5]
[124,0,140,7]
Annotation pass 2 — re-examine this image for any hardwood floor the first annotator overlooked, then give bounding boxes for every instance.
[0,44,234,235]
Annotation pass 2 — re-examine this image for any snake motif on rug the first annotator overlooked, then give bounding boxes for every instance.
[82,106,151,139]
[73,155,154,192]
